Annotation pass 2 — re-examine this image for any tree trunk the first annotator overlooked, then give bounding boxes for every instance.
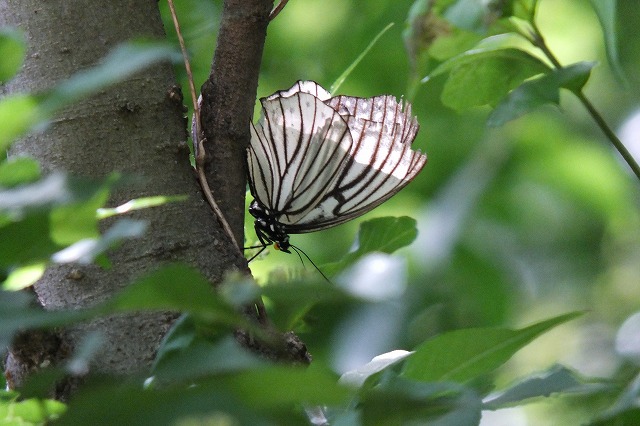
[1,0,245,397]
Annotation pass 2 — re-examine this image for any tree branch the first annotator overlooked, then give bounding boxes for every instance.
[199,0,272,248]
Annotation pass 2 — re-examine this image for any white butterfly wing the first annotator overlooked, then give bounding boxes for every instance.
[284,94,426,232]
[248,91,353,225]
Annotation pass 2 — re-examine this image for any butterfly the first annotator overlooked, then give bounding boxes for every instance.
[246,80,427,259]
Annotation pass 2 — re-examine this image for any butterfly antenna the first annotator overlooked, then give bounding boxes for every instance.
[290,244,332,284]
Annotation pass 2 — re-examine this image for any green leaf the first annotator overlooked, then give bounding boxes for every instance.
[0,391,66,424]
[401,312,583,384]
[58,379,270,426]
[50,187,109,245]
[340,350,413,388]
[354,216,419,255]
[360,375,482,425]
[436,48,549,111]
[588,0,627,85]
[0,173,101,213]
[0,94,39,153]
[0,212,61,267]
[106,264,234,319]
[51,219,148,264]
[323,216,418,277]
[262,279,356,331]
[487,61,596,126]
[0,41,179,151]
[2,263,46,291]
[96,195,188,219]
[0,290,91,349]
[221,365,350,408]
[40,40,180,114]
[0,29,25,83]
[153,317,264,382]
[0,157,40,187]
[483,364,608,409]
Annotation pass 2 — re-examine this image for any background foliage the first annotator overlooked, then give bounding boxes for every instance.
[2,0,640,424]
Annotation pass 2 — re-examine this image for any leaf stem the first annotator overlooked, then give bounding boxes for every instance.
[529,20,640,181]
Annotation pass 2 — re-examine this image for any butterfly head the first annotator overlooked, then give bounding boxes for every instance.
[249,199,291,253]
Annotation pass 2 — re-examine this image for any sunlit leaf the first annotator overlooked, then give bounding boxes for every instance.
[401,312,582,383]
[340,350,413,388]
[0,29,25,83]
[0,391,66,424]
[0,94,39,153]
[0,157,40,187]
[487,61,595,126]
[96,195,188,219]
[2,263,46,291]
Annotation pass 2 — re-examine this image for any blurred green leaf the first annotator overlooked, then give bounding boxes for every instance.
[510,0,539,21]
[96,195,188,219]
[488,61,595,126]
[0,290,91,349]
[322,216,418,277]
[40,41,180,114]
[588,0,627,85]
[484,364,609,409]
[401,312,582,384]
[0,94,39,153]
[50,187,109,245]
[2,263,46,291]
[0,29,25,83]
[153,316,264,382]
[0,212,60,267]
[0,391,66,424]
[434,48,549,111]
[340,349,413,388]
[262,278,356,331]
[359,375,482,426]
[58,379,271,426]
[106,264,236,320]
[0,157,40,187]
[51,219,148,264]
[0,41,179,151]
[0,173,101,213]
[221,365,350,408]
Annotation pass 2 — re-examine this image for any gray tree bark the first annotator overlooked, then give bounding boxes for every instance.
[0,0,246,397]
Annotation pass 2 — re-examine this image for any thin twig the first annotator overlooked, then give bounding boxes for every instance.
[530,21,640,181]
[269,0,289,20]
[167,0,242,252]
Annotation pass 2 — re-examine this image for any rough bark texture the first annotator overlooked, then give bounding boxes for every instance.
[201,0,311,365]
[200,0,273,245]
[1,0,244,395]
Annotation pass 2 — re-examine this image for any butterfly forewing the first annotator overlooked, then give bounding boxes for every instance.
[248,90,353,225]
[247,80,426,238]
